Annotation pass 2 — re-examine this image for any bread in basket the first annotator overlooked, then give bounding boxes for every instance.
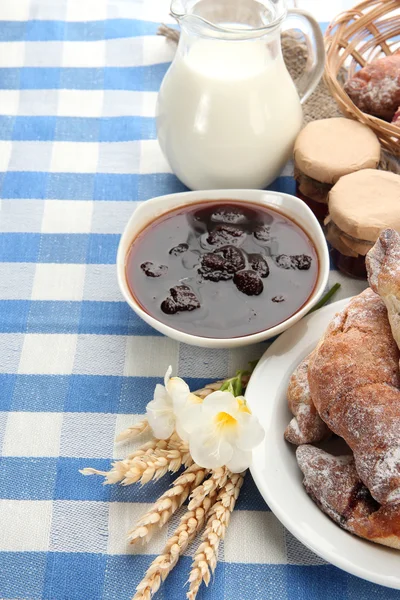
[324,0,400,156]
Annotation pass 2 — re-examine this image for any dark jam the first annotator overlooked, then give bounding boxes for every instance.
[325,220,369,280]
[296,184,329,224]
[330,249,367,280]
[126,202,319,339]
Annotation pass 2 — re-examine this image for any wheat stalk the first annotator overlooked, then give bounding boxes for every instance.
[128,463,208,545]
[157,23,180,43]
[116,418,150,442]
[162,432,191,469]
[80,360,255,600]
[80,434,191,485]
[123,443,192,486]
[192,376,250,399]
[133,489,218,600]
[80,439,169,483]
[186,471,245,600]
[121,453,174,486]
[192,380,229,399]
[188,467,228,510]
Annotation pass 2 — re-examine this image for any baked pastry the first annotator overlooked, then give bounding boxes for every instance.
[393,106,400,125]
[344,52,400,121]
[297,445,400,549]
[366,228,400,351]
[293,118,380,220]
[284,353,331,445]
[308,288,400,505]
[325,169,400,278]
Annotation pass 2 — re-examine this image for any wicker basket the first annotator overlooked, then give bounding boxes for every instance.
[324,0,400,156]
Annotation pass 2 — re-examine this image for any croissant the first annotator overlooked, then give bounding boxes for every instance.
[308,288,400,505]
[284,353,331,445]
[297,445,400,549]
[366,228,400,352]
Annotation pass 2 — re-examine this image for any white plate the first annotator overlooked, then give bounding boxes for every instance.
[247,297,400,589]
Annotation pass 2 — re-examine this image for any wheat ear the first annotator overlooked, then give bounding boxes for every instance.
[122,443,192,486]
[128,463,208,545]
[192,375,250,399]
[162,432,192,469]
[116,418,149,442]
[80,434,190,485]
[80,439,169,484]
[186,471,245,600]
[188,467,229,510]
[157,24,180,43]
[192,380,227,399]
[133,490,218,600]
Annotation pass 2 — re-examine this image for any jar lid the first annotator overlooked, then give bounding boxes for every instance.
[328,169,400,242]
[294,118,381,184]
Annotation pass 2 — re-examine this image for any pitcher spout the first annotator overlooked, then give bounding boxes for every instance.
[170,0,186,21]
[170,0,287,39]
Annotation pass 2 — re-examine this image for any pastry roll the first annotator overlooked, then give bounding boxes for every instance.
[284,353,331,445]
[297,445,400,549]
[367,228,400,351]
[308,288,400,505]
[344,52,400,120]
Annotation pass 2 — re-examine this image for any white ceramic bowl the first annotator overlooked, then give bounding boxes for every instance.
[117,189,330,348]
[248,298,400,589]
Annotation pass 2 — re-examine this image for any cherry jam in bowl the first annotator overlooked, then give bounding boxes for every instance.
[117,190,329,348]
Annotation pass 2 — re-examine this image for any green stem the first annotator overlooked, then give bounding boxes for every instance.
[248,359,259,372]
[308,283,341,314]
[220,365,257,397]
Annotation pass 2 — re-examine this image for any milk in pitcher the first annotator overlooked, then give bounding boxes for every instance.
[156,0,325,190]
[157,37,303,190]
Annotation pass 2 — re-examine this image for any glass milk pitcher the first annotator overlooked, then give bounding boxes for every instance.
[157,0,325,190]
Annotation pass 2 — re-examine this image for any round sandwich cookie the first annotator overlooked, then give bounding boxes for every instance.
[326,169,400,279]
[293,117,381,220]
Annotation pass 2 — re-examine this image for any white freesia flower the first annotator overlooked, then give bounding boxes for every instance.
[183,391,265,472]
[146,366,192,439]
[175,392,203,442]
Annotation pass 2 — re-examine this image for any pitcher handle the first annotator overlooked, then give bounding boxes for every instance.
[282,8,325,105]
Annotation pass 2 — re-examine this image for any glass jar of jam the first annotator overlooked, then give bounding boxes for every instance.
[293,119,381,224]
[326,169,400,281]
[325,220,371,280]
[329,248,367,279]
[295,182,329,224]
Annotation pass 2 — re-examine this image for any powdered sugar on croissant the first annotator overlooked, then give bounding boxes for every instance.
[344,52,400,120]
[297,445,400,549]
[284,353,330,445]
[366,228,400,351]
[308,289,400,505]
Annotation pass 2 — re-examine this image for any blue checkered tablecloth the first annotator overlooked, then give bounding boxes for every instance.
[0,1,395,599]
